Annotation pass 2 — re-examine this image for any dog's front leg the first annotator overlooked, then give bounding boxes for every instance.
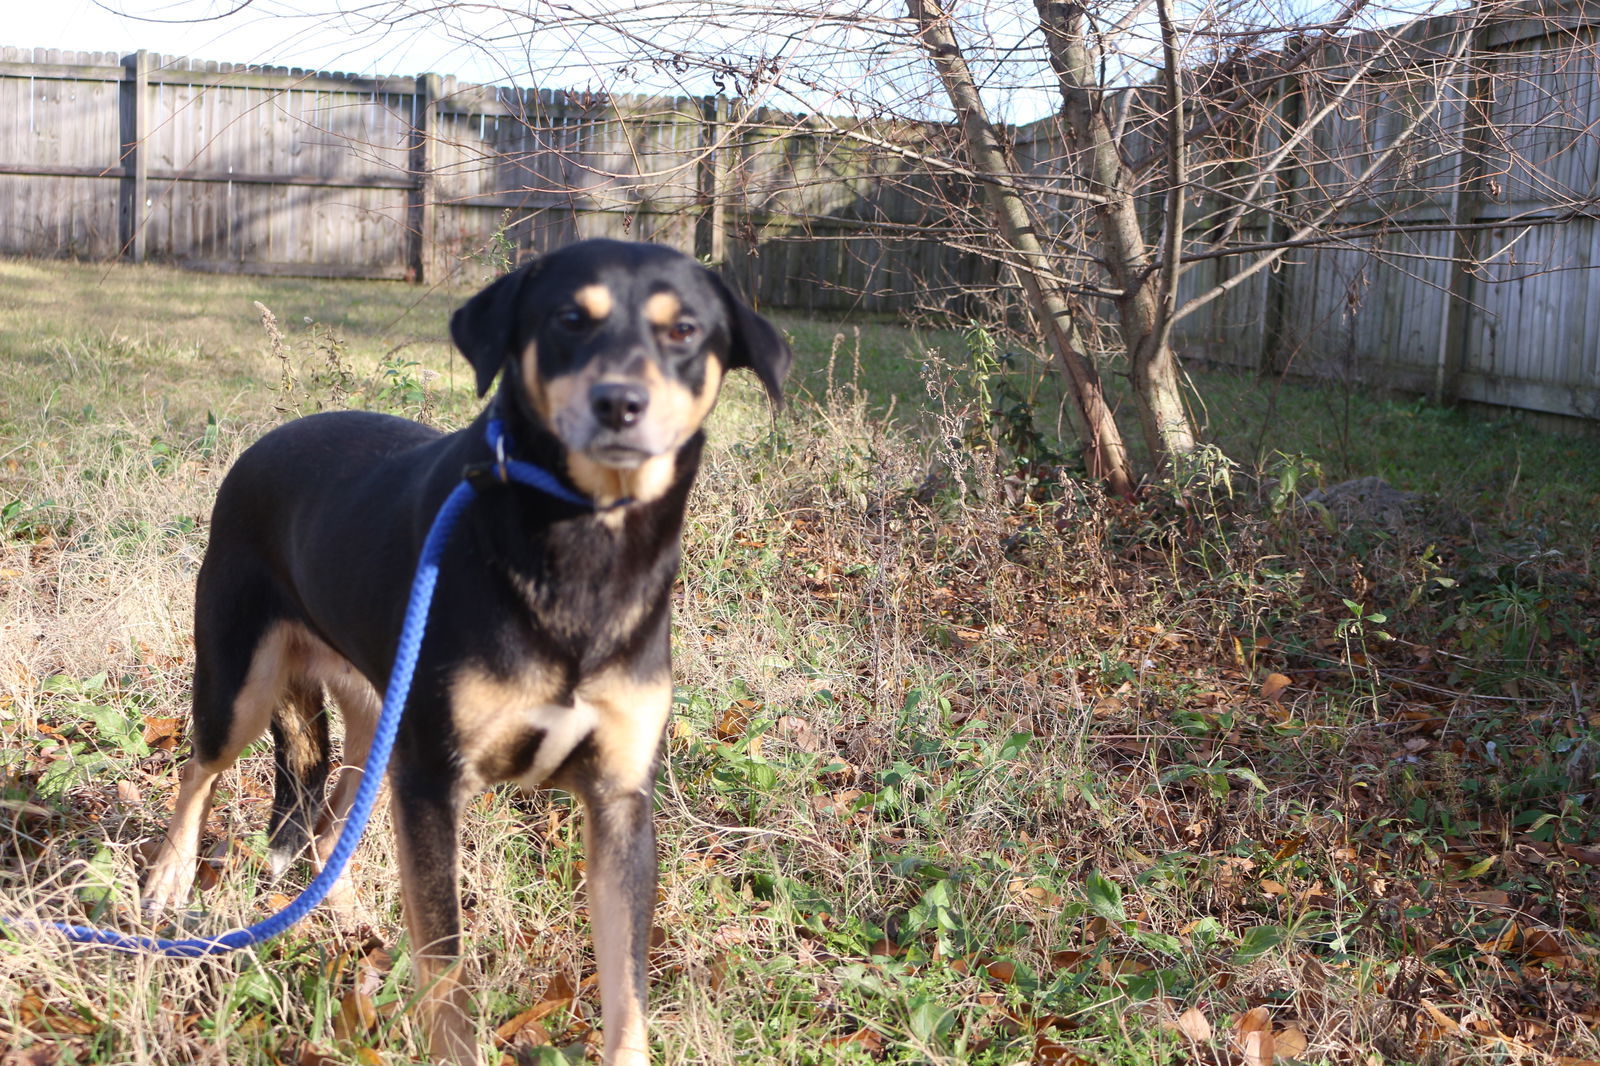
[391,769,478,1066]
[573,775,657,1066]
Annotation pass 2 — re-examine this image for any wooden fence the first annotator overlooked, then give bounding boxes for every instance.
[4,14,1600,421]
[0,47,986,312]
[1014,1,1600,421]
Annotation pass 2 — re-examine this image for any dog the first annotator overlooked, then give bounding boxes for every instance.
[141,238,792,1066]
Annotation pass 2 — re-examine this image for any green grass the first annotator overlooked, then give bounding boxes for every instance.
[0,258,1596,1066]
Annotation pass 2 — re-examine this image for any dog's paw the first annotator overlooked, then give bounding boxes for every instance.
[319,875,365,930]
[140,858,197,915]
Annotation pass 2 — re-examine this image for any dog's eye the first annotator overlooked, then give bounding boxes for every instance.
[555,308,587,331]
[666,321,698,343]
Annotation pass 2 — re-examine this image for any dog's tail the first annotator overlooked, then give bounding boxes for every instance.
[265,677,332,880]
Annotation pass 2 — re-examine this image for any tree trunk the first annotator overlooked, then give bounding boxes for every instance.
[1035,0,1197,469]
[907,0,1136,497]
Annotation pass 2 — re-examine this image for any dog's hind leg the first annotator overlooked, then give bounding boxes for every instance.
[266,676,332,880]
[309,671,381,917]
[142,616,292,912]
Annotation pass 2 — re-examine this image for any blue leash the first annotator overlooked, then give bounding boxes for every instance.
[22,418,592,956]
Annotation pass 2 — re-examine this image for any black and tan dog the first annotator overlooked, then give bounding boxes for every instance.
[141,239,792,1066]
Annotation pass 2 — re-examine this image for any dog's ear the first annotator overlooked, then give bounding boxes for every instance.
[450,260,541,397]
[709,272,793,407]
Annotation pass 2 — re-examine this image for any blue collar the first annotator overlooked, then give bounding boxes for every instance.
[474,417,632,510]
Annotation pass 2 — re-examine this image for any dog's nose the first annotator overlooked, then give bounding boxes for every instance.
[590,382,650,431]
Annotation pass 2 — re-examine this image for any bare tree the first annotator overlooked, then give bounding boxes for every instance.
[89,0,1600,463]
[907,0,1137,493]
[1031,0,1197,467]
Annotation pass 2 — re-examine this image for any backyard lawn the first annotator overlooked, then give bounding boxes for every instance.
[1,257,1596,1065]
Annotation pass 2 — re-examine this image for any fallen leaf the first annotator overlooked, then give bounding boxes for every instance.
[1260,673,1292,701]
[809,790,866,819]
[1033,1029,1094,1065]
[1096,956,1150,978]
[1240,1028,1275,1066]
[986,960,1018,983]
[823,1027,884,1052]
[714,701,756,742]
[1091,694,1126,718]
[1176,1006,1212,1042]
[1235,1006,1272,1036]
[513,970,598,1028]
[772,715,821,752]
[1557,843,1600,865]
[356,946,392,997]
[1461,890,1511,906]
[293,1042,343,1066]
[142,716,184,749]
[1419,999,1462,1036]
[2,1042,68,1066]
[18,990,98,1035]
[494,1008,552,1047]
[332,991,377,1042]
[1275,1025,1308,1058]
[1008,878,1064,911]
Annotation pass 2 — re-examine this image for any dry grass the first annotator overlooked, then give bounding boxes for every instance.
[1,260,1597,1066]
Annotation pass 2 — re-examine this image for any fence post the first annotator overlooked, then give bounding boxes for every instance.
[1258,52,1305,375]
[1434,15,1491,405]
[698,94,731,268]
[119,50,150,263]
[409,72,442,284]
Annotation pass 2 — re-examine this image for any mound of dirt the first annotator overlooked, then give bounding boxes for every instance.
[1302,476,1425,530]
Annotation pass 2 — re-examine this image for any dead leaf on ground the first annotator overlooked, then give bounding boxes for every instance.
[1175,1006,1212,1042]
[823,1027,885,1053]
[142,715,183,749]
[1461,889,1512,906]
[355,945,392,997]
[1240,1028,1275,1066]
[286,1041,343,1066]
[1275,1025,1308,1058]
[772,715,821,752]
[2,1043,72,1066]
[809,789,866,820]
[18,989,98,1036]
[1091,694,1126,718]
[714,698,761,742]
[1234,1006,1272,1036]
[1007,878,1064,911]
[507,970,599,1030]
[332,991,377,1042]
[494,1007,553,1047]
[1260,673,1292,701]
[1049,949,1091,970]
[1557,843,1600,865]
[1033,1028,1097,1065]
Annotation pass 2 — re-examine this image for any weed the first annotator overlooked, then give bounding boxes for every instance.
[467,209,519,280]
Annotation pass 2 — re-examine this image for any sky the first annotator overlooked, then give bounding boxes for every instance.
[10,1,549,83]
[5,0,1070,122]
[7,0,1445,124]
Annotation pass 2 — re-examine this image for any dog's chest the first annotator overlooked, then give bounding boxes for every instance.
[448,666,597,789]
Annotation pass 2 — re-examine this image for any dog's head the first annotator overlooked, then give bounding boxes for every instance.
[450,239,792,503]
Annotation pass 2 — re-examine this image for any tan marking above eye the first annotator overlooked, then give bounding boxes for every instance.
[573,284,614,320]
[643,291,682,327]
